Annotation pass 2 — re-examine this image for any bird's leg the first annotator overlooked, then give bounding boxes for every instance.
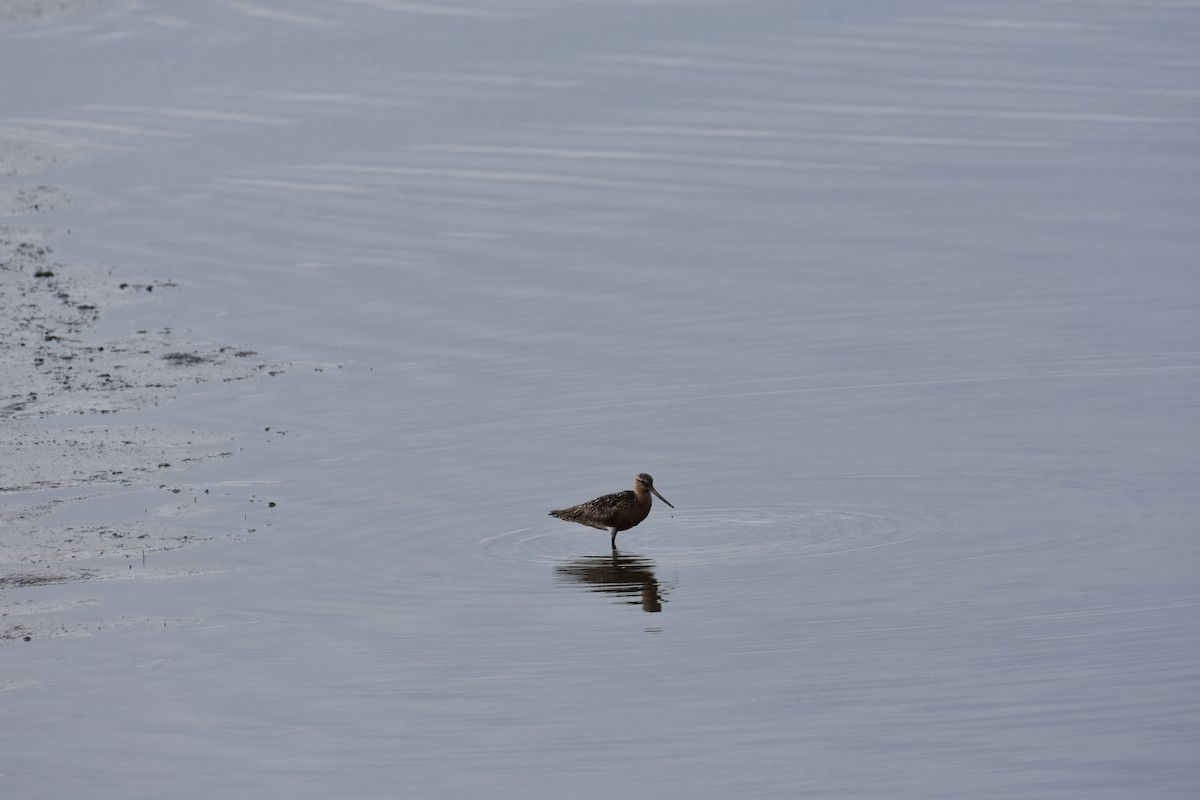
[609,527,618,550]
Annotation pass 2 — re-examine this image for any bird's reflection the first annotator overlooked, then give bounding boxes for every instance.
[555,552,666,613]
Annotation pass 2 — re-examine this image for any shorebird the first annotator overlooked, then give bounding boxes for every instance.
[550,473,674,549]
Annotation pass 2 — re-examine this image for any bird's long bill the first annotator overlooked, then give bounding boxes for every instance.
[651,486,674,508]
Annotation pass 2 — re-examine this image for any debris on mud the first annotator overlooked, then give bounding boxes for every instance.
[1,234,278,421]
[1,205,284,640]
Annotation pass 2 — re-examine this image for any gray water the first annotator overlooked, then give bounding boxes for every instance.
[2,1,1198,798]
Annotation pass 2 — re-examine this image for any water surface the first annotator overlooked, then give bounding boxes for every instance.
[2,1,1197,798]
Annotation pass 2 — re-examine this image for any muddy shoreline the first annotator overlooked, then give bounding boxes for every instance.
[1,144,284,642]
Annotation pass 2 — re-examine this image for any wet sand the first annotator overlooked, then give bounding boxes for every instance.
[1,146,281,641]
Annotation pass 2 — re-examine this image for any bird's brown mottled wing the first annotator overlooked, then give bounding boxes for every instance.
[549,490,632,530]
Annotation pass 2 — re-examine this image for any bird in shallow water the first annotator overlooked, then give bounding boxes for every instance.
[550,473,674,550]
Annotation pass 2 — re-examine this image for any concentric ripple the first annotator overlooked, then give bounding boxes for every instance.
[636,505,934,566]
[475,467,1165,574]
[477,502,951,569]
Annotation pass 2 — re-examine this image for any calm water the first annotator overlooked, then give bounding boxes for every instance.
[3,1,1198,798]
